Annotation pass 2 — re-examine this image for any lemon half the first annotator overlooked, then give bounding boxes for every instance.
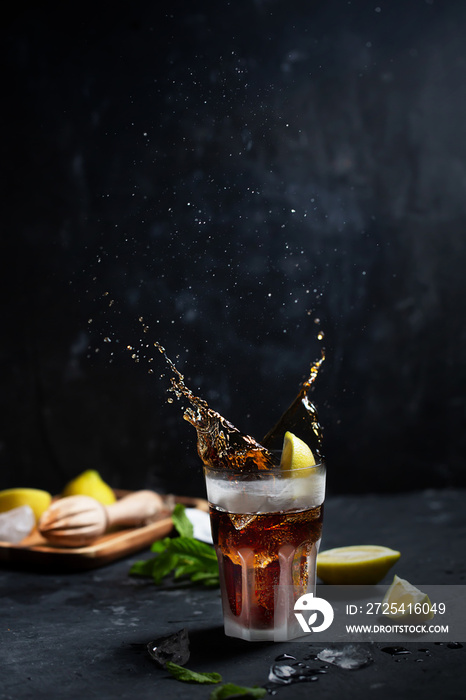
[382,574,434,620]
[0,488,52,523]
[316,545,401,584]
[280,431,316,477]
[61,470,116,505]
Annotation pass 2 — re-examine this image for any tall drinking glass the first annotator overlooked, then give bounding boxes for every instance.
[204,459,326,641]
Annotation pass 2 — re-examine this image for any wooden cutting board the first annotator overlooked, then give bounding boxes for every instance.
[0,494,209,571]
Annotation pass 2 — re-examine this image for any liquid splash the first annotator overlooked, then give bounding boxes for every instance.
[153,341,325,472]
[154,342,276,472]
[262,350,325,459]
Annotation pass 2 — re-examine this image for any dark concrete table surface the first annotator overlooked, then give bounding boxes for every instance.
[1,489,465,700]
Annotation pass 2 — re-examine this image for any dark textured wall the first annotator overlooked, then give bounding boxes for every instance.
[2,0,466,497]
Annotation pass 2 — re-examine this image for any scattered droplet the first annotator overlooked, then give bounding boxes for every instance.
[381,647,411,656]
[268,659,325,687]
[447,642,463,649]
[103,337,111,343]
[268,663,296,684]
[275,654,296,662]
[317,645,373,669]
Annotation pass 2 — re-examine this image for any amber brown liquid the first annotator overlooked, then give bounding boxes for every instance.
[209,504,323,630]
[154,341,325,473]
[261,352,325,459]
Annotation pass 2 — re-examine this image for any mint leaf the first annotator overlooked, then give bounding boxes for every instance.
[173,562,202,579]
[200,577,221,587]
[171,503,194,538]
[168,536,218,563]
[165,662,221,684]
[129,559,158,577]
[129,505,219,587]
[190,571,219,583]
[148,551,180,584]
[151,536,172,553]
[210,684,267,699]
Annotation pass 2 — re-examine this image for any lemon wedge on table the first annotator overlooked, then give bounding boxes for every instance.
[0,488,52,523]
[61,470,116,505]
[280,431,316,477]
[382,574,434,620]
[316,545,401,584]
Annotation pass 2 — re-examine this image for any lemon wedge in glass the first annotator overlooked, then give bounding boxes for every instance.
[280,431,316,477]
[316,545,401,584]
[382,574,434,620]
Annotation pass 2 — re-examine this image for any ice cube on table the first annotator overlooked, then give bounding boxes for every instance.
[0,505,35,544]
[147,628,190,667]
[317,645,372,670]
